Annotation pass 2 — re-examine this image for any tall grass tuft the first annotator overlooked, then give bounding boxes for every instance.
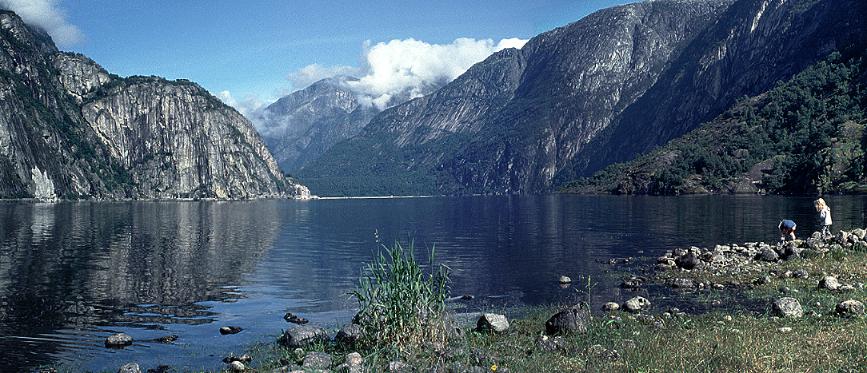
[351,242,450,355]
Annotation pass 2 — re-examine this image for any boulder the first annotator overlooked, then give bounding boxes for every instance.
[602,302,620,311]
[851,228,866,240]
[220,326,243,335]
[781,243,803,260]
[558,275,572,284]
[336,323,364,347]
[223,354,253,364]
[535,335,566,352]
[624,296,651,313]
[345,352,363,367]
[545,306,591,335]
[476,313,510,334]
[280,325,328,348]
[758,247,779,262]
[303,352,332,370]
[105,333,133,348]
[771,297,803,318]
[228,361,245,372]
[835,300,865,318]
[818,276,841,291]
[118,363,141,373]
[675,253,700,270]
[669,278,695,289]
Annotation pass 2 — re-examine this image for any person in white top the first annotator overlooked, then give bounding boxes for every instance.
[815,198,832,238]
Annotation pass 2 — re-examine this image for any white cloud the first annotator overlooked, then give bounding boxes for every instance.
[218,90,266,120]
[288,37,528,110]
[287,64,361,91]
[0,0,83,47]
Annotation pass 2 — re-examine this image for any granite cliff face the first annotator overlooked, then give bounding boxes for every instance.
[301,0,734,195]
[0,10,306,200]
[301,0,867,196]
[255,78,377,173]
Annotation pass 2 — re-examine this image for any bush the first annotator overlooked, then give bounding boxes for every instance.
[351,242,450,354]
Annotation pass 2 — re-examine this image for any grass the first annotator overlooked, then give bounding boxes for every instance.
[350,242,451,356]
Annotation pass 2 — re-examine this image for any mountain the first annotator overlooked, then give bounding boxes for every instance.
[563,54,867,195]
[0,10,308,201]
[254,78,377,173]
[299,0,867,196]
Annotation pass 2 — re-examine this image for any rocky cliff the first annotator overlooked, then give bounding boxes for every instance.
[300,0,867,196]
[0,10,306,200]
[255,78,377,173]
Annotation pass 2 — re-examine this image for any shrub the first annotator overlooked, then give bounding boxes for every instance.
[351,242,450,354]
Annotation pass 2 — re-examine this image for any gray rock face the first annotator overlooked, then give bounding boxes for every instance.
[772,297,803,318]
[280,325,328,348]
[256,78,378,173]
[0,10,305,200]
[476,313,510,333]
[302,0,867,196]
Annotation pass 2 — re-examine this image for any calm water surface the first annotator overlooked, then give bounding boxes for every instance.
[1,195,866,372]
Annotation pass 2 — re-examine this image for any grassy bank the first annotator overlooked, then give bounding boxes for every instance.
[242,235,865,373]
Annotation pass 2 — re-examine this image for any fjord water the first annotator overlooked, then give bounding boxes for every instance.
[2,196,867,372]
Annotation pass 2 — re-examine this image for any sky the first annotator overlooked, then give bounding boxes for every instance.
[0,0,638,114]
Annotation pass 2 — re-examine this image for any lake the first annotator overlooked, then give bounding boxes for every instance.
[1,195,866,372]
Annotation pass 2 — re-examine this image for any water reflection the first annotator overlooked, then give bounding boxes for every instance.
[0,195,864,371]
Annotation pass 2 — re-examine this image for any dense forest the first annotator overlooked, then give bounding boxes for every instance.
[562,53,867,195]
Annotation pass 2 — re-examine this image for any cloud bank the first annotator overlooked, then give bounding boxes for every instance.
[289,37,528,110]
[0,0,83,46]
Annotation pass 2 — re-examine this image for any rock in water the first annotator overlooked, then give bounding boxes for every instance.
[219,326,243,335]
[336,323,364,347]
[772,297,803,318]
[624,297,652,313]
[818,276,841,291]
[117,363,141,373]
[476,313,510,333]
[835,300,865,318]
[675,253,700,270]
[105,333,133,348]
[283,312,309,325]
[559,276,572,284]
[545,306,591,334]
[280,325,328,348]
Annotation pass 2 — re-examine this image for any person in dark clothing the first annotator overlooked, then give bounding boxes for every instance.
[778,219,796,241]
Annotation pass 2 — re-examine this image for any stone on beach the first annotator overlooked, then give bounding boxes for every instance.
[624,296,651,313]
[280,325,328,348]
[476,313,510,333]
[835,300,865,318]
[771,297,803,318]
[818,276,841,291]
[545,306,591,334]
[228,360,245,372]
[602,302,620,311]
[302,351,332,370]
[336,323,364,347]
[675,253,700,270]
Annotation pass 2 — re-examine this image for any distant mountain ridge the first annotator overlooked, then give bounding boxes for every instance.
[298,0,867,197]
[0,10,307,200]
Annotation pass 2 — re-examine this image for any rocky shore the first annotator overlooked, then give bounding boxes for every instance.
[86,228,866,373]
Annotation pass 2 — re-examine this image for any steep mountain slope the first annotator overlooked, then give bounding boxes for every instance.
[0,10,306,200]
[563,54,867,195]
[561,0,867,181]
[299,0,735,196]
[301,0,867,196]
[254,78,377,173]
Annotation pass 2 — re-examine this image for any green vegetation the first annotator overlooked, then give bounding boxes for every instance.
[245,236,865,372]
[351,242,450,354]
[563,53,867,195]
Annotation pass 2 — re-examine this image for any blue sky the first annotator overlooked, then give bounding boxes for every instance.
[3,0,637,109]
